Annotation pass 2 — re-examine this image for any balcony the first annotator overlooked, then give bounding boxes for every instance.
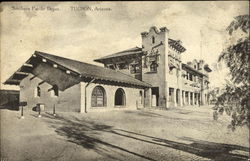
[182,78,201,88]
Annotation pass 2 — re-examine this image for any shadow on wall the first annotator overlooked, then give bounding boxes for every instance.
[43,113,249,161]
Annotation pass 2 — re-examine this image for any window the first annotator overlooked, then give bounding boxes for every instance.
[190,74,193,81]
[152,36,155,44]
[169,67,173,74]
[150,61,158,72]
[109,65,115,70]
[51,85,59,97]
[35,86,41,97]
[91,86,106,107]
[118,63,128,70]
[130,64,140,74]
[197,63,200,69]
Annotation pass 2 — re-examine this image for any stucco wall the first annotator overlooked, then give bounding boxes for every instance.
[20,74,81,112]
[80,82,144,113]
[141,27,168,107]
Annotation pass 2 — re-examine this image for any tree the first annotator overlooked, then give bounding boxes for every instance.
[213,15,250,131]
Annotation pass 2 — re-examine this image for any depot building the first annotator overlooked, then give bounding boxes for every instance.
[5,26,212,112]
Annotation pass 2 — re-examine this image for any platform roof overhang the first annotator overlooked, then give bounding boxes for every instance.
[4,51,151,89]
[4,62,34,85]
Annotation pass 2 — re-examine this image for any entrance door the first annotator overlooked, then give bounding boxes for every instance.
[151,87,159,106]
[115,88,126,106]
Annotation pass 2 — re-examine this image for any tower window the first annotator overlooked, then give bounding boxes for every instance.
[190,74,193,81]
[152,36,155,44]
[150,61,158,72]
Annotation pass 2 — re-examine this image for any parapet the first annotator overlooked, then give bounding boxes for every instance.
[141,26,169,37]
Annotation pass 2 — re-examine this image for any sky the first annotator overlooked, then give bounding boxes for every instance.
[1,1,249,90]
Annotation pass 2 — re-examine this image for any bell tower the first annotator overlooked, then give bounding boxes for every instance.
[141,26,170,108]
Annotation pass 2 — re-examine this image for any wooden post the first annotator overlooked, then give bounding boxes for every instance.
[19,102,27,119]
[20,106,24,119]
[38,104,42,118]
[53,104,56,116]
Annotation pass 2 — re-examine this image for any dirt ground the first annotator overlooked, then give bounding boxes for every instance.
[0,106,249,161]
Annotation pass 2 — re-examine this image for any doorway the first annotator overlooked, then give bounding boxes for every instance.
[115,88,126,106]
[151,87,159,106]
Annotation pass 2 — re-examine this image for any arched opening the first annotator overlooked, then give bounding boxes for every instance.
[139,90,143,104]
[152,36,155,44]
[115,88,126,106]
[91,86,106,107]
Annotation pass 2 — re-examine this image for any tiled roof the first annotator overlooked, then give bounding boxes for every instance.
[5,51,151,88]
[94,39,185,63]
[94,47,143,62]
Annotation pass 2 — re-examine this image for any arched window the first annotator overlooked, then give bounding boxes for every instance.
[139,90,143,104]
[35,86,41,97]
[91,86,106,107]
[152,36,155,44]
[150,61,158,72]
[51,85,59,97]
[115,88,126,106]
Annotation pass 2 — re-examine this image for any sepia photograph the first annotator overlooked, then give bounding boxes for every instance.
[0,1,249,161]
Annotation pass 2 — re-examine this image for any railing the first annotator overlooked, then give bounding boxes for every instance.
[182,78,202,88]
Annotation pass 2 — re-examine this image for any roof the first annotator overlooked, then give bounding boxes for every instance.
[94,47,143,63]
[204,64,212,72]
[168,38,186,53]
[0,90,19,94]
[5,51,151,88]
[95,39,186,64]
[182,63,208,77]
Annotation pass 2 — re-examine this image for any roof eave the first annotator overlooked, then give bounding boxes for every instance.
[95,52,143,62]
[182,64,206,76]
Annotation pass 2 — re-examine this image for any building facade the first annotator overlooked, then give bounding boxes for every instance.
[95,26,212,108]
[5,26,211,112]
[5,51,149,112]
